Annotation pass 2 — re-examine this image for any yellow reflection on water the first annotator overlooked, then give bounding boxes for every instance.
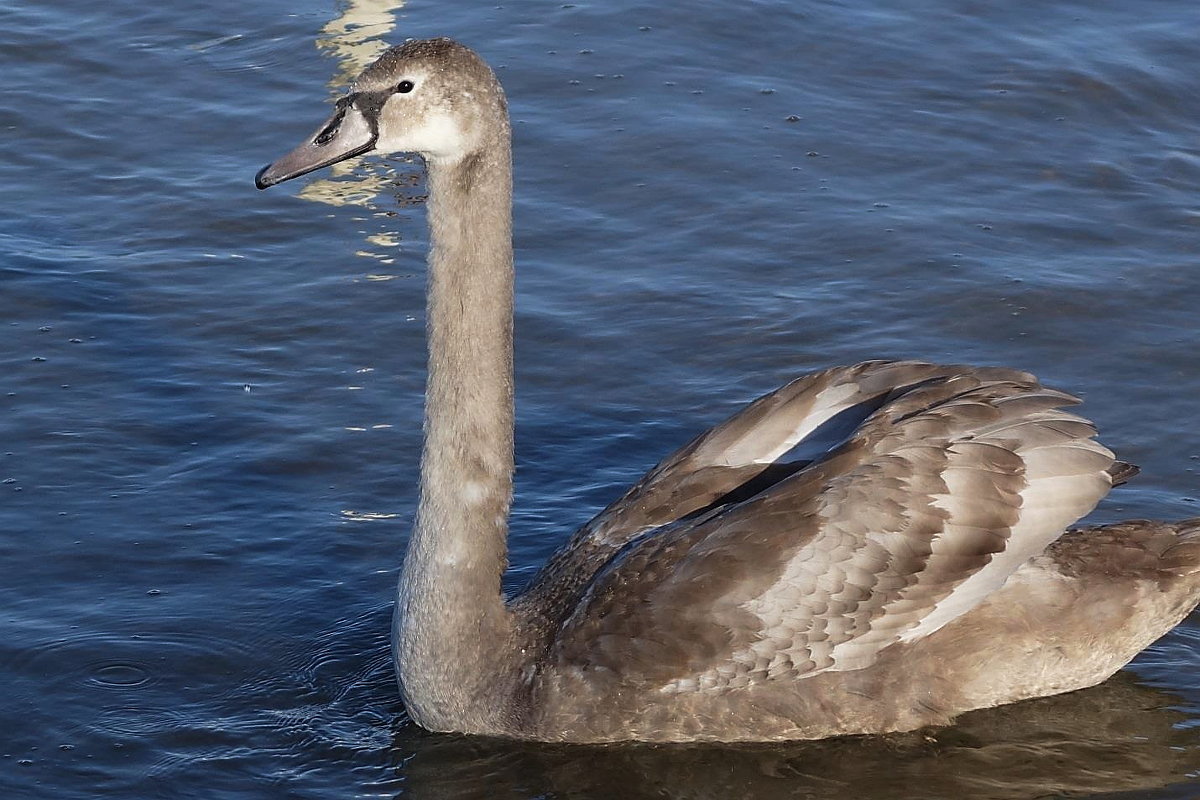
[341,510,401,521]
[298,0,410,210]
[307,2,416,525]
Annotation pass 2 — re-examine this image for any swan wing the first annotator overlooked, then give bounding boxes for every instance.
[518,361,1031,615]
[576,360,1042,545]
[547,371,1118,689]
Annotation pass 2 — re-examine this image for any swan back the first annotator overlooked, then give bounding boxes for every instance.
[540,369,1115,687]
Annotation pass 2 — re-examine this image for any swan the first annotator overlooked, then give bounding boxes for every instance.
[256,37,1200,743]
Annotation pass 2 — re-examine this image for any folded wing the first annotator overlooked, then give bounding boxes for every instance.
[516,361,1035,618]
[545,368,1118,691]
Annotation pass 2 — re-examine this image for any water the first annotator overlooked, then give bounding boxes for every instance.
[3,0,1200,796]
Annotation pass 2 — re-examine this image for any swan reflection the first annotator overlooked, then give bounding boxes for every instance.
[388,673,1200,799]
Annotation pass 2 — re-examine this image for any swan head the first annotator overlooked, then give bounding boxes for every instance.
[256,38,506,189]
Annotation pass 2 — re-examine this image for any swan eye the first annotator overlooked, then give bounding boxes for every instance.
[396,80,415,94]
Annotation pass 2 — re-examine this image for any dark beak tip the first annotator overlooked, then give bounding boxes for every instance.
[254,164,275,190]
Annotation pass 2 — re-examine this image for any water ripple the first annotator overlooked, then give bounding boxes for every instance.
[5,0,1200,797]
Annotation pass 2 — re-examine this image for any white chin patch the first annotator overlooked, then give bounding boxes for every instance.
[378,112,467,163]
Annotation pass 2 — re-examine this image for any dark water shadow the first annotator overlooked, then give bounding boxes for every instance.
[385,673,1200,800]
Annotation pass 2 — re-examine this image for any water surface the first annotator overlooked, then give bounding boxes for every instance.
[3,0,1200,797]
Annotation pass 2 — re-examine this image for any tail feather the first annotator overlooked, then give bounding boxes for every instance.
[1161,517,1200,575]
[1107,461,1140,487]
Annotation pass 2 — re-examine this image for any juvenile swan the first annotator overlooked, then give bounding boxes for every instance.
[256,38,1200,743]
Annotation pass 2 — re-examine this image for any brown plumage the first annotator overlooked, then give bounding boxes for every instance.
[256,38,1200,743]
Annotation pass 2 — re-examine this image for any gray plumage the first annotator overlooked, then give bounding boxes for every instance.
[256,38,1200,743]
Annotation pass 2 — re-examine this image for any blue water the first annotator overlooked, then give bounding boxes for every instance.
[3,0,1200,797]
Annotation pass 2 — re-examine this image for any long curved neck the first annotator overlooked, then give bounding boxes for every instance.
[394,136,519,734]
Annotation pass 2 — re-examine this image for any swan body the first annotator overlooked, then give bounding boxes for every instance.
[257,38,1200,743]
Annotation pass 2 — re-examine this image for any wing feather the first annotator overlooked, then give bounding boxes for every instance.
[545,368,1119,693]
[515,361,1029,623]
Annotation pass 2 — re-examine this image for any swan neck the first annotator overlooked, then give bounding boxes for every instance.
[394,136,518,734]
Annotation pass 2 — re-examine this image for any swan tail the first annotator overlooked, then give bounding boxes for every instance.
[1161,517,1200,576]
[1107,461,1140,487]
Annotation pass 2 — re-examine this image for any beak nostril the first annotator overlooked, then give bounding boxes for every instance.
[313,108,348,146]
[257,95,376,188]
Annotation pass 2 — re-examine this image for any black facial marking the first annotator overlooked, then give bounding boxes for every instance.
[353,91,388,119]
[345,90,390,142]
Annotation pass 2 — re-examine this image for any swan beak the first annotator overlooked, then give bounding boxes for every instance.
[255,100,377,189]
